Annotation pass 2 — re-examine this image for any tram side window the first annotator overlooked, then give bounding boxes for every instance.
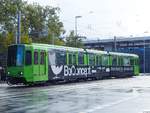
[95,55,101,66]
[89,54,95,66]
[34,51,38,64]
[137,59,139,65]
[135,58,139,65]
[99,56,102,66]
[25,51,32,65]
[118,57,120,66]
[123,57,130,66]
[134,59,137,65]
[56,51,66,65]
[68,53,72,65]
[72,54,76,65]
[130,58,134,66]
[118,57,123,66]
[7,46,16,66]
[40,52,45,64]
[78,53,84,65]
[96,56,99,66]
[48,51,56,65]
[16,46,24,66]
[102,55,109,66]
[112,56,117,66]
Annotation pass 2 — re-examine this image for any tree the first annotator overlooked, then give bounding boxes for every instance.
[0,34,4,52]
[0,0,65,53]
[0,0,25,33]
[65,30,85,48]
[45,6,64,37]
[1,32,15,52]
[21,34,32,44]
[24,3,45,38]
[0,0,64,39]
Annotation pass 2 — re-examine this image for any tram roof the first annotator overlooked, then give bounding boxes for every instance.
[86,49,108,54]
[31,43,85,52]
[9,43,139,57]
[109,52,139,57]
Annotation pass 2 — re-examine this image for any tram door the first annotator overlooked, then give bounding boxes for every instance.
[39,51,46,76]
[33,50,46,76]
[33,50,39,76]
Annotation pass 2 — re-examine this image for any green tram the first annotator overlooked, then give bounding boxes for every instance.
[6,43,139,85]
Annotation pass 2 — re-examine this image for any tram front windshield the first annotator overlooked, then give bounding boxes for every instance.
[7,45,24,67]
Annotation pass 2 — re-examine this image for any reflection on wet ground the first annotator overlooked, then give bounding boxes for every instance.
[1,76,150,113]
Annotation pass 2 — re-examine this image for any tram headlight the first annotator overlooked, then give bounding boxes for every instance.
[7,72,10,75]
[20,72,23,75]
[19,72,23,76]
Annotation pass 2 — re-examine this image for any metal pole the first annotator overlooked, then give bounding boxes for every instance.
[144,37,145,73]
[75,17,77,47]
[74,16,82,47]
[52,33,55,45]
[16,11,21,44]
[114,36,117,52]
[75,17,77,36]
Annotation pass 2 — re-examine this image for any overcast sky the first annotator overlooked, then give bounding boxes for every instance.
[27,0,150,39]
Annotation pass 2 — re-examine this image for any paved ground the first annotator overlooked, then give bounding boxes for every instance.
[1,75,150,113]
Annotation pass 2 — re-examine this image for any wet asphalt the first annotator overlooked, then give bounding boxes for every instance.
[1,75,150,113]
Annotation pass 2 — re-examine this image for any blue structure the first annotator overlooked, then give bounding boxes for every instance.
[84,36,150,73]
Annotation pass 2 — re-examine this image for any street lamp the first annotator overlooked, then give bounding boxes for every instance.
[16,10,21,44]
[75,16,82,36]
[75,16,82,47]
[143,36,145,74]
[114,36,117,52]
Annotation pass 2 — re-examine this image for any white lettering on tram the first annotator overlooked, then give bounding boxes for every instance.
[64,65,91,76]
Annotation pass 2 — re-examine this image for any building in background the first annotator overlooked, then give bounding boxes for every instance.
[84,36,150,73]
